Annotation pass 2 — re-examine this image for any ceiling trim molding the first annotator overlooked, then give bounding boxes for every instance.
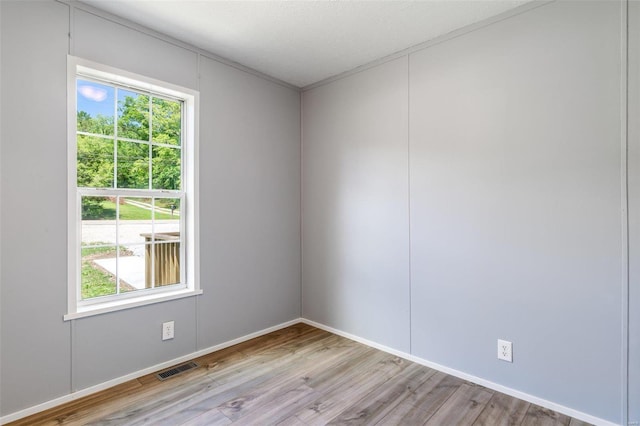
[302,0,553,92]
[58,0,301,92]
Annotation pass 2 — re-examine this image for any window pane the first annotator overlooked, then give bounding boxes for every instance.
[81,246,118,299]
[154,197,180,229]
[77,135,114,188]
[73,62,193,312]
[81,196,116,247]
[153,198,180,287]
[152,146,181,190]
[118,89,149,141]
[118,197,152,245]
[152,97,181,146]
[153,242,181,287]
[77,80,114,136]
[117,141,149,189]
[118,244,148,293]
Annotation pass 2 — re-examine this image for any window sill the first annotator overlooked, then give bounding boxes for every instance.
[64,288,203,321]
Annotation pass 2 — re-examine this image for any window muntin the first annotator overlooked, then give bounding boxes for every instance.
[79,193,184,301]
[77,78,182,192]
[67,57,199,319]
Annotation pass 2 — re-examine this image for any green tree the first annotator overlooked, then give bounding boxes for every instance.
[117,140,148,188]
[153,146,181,190]
[118,93,149,141]
[78,111,113,135]
[77,134,114,188]
[78,92,182,196]
[152,97,181,145]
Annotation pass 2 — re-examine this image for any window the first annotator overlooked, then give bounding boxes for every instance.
[66,57,200,320]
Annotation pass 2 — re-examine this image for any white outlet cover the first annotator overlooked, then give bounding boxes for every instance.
[162,321,175,341]
[498,339,512,362]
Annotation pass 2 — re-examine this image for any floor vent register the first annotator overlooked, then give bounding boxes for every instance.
[156,362,199,381]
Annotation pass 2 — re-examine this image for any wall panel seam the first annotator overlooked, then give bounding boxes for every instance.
[406,54,412,355]
[621,1,630,424]
[299,91,304,318]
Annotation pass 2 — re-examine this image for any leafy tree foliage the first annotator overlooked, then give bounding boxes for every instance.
[152,97,181,146]
[117,140,149,189]
[77,110,113,135]
[153,146,181,190]
[118,93,149,141]
[77,135,114,188]
[78,91,182,215]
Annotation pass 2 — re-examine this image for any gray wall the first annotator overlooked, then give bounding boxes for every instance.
[0,0,72,412]
[629,0,640,422]
[409,1,622,422]
[302,57,410,351]
[302,1,629,423]
[197,56,301,347]
[0,1,300,416]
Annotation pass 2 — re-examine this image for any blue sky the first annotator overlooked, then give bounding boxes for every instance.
[77,80,145,120]
[77,79,114,118]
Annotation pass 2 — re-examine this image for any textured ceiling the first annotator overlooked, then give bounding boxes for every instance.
[81,1,533,88]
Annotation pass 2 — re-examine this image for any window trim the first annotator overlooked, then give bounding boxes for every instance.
[65,56,200,321]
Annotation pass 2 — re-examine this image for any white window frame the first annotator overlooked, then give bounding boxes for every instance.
[65,56,201,320]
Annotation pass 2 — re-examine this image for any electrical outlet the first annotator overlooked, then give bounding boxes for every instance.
[497,339,512,362]
[162,321,174,341]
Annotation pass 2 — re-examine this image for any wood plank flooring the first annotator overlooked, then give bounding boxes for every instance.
[7,323,592,426]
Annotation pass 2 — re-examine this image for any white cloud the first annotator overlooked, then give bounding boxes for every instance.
[78,85,108,102]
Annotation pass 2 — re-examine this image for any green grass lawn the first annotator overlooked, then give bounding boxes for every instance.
[86,200,178,221]
[81,246,118,299]
[81,245,135,299]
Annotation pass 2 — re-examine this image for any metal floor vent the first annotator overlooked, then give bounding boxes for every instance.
[156,362,199,381]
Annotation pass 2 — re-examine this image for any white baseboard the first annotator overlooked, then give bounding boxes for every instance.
[0,318,303,425]
[300,318,619,426]
[1,317,621,426]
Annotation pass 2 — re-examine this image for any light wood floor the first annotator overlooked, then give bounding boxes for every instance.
[9,323,591,426]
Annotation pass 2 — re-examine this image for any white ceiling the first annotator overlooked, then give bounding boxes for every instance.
[81,0,533,88]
